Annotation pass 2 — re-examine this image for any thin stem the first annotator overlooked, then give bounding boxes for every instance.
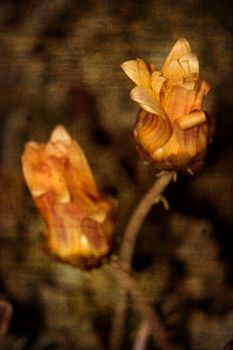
[109,171,175,350]
[0,299,13,347]
[108,262,175,350]
[133,320,151,350]
[120,171,174,271]
[109,281,127,350]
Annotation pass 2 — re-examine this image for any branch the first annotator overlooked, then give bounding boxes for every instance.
[0,299,13,346]
[109,171,175,350]
[108,262,175,350]
[120,171,175,271]
[132,319,151,350]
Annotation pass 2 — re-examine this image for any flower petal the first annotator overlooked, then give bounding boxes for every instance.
[162,59,186,80]
[179,53,199,76]
[162,38,191,73]
[134,110,172,152]
[50,125,72,147]
[162,85,196,120]
[181,80,196,90]
[176,111,206,130]
[151,71,166,100]
[130,85,164,116]
[121,58,151,87]
[22,142,69,200]
[192,80,211,110]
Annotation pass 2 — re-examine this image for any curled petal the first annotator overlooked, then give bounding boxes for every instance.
[176,111,206,130]
[22,140,69,200]
[162,59,185,80]
[134,110,172,155]
[165,77,196,91]
[162,38,191,73]
[55,127,101,207]
[37,192,109,265]
[151,71,166,100]
[162,85,196,120]
[121,58,151,87]
[130,85,164,116]
[163,53,199,81]
[50,124,72,147]
[179,53,199,76]
[181,79,196,90]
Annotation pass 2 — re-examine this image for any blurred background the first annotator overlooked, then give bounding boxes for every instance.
[0,0,232,349]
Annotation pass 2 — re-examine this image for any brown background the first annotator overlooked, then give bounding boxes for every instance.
[0,1,232,349]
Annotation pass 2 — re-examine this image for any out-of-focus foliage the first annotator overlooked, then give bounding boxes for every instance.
[0,1,232,349]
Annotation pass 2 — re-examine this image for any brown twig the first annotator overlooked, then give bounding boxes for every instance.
[0,299,13,347]
[120,171,175,271]
[108,262,175,350]
[109,171,175,350]
[132,319,151,350]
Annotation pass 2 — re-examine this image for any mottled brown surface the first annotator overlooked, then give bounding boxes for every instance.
[0,1,232,349]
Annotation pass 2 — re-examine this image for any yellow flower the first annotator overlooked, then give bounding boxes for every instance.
[121,38,211,172]
[22,125,114,269]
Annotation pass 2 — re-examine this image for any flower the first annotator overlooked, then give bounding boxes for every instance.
[121,38,211,172]
[22,125,114,269]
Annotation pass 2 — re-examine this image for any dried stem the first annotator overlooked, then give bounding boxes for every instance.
[109,171,175,350]
[120,171,175,271]
[0,299,13,347]
[108,262,175,350]
[132,319,151,350]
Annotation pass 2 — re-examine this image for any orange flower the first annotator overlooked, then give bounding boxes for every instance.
[22,125,114,269]
[121,38,212,172]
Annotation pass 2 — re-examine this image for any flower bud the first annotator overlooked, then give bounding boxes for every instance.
[22,125,114,269]
[121,38,212,172]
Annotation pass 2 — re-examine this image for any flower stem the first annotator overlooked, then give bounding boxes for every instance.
[108,262,175,350]
[132,319,151,350]
[109,171,175,350]
[120,171,175,271]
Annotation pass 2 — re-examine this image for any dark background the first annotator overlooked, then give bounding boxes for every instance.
[0,1,232,349]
